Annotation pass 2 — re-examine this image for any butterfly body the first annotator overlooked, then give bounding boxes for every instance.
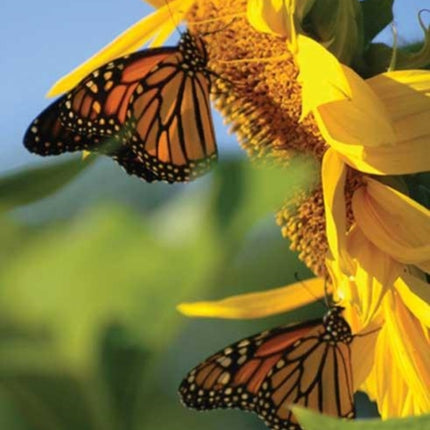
[179,306,355,430]
[24,31,217,183]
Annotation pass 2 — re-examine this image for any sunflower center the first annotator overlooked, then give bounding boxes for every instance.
[186,0,360,276]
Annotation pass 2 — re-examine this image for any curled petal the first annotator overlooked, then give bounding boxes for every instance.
[319,70,430,175]
[352,70,430,175]
[48,0,191,96]
[330,137,430,175]
[321,149,353,274]
[297,35,351,119]
[395,269,430,328]
[177,278,325,319]
[346,226,401,325]
[350,320,380,391]
[352,178,430,273]
[145,0,175,7]
[362,321,429,418]
[384,293,430,414]
[247,0,294,38]
[315,66,396,150]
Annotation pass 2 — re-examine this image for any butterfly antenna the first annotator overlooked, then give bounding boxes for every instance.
[188,12,245,28]
[199,17,239,37]
[164,0,183,37]
[294,272,328,311]
[354,326,382,338]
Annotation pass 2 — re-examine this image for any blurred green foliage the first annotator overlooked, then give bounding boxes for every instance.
[293,407,430,430]
[0,154,377,430]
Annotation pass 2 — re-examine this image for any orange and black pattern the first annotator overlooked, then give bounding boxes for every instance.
[179,307,355,430]
[24,31,217,183]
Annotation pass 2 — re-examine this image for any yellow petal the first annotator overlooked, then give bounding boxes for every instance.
[367,70,430,124]
[314,65,396,147]
[350,320,380,391]
[145,0,175,7]
[297,35,351,119]
[352,178,430,273]
[384,293,430,413]
[82,150,91,160]
[247,0,294,37]
[329,136,430,175]
[317,70,430,175]
[177,278,325,319]
[395,270,430,328]
[362,322,427,418]
[353,70,430,175]
[48,0,191,96]
[346,226,402,325]
[321,149,353,274]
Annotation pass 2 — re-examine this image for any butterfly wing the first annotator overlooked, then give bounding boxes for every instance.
[58,47,176,139]
[112,148,157,183]
[179,320,319,412]
[127,50,217,182]
[24,32,217,183]
[24,96,103,155]
[256,328,355,429]
[179,316,355,430]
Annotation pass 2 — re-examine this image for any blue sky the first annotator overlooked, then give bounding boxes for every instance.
[1,0,427,172]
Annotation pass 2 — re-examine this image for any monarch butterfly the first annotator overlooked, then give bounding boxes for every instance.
[24,31,217,183]
[179,306,356,430]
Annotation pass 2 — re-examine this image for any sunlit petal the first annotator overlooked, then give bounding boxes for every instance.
[352,178,430,273]
[346,226,401,325]
[247,0,293,37]
[350,320,380,391]
[321,149,353,274]
[297,35,351,119]
[315,66,396,148]
[395,270,430,328]
[177,278,325,319]
[362,323,422,418]
[385,293,430,413]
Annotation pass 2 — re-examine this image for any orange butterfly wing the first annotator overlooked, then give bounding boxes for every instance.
[126,33,217,182]
[58,48,176,142]
[24,97,102,155]
[179,307,355,430]
[24,32,217,183]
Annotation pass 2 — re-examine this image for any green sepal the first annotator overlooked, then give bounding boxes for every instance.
[305,0,364,66]
[293,406,430,430]
[361,0,394,46]
[0,155,95,211]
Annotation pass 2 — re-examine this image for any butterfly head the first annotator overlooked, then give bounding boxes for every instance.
[178,31,208,70]
[323,306,353,344]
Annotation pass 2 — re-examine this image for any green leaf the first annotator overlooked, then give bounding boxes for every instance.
[361,0,394,45]
[99,323,151,429]
[0,373,107,430]
[364,42,393,76]
[293,406,430,430]
[211,158,245,233]
[0,156,94,210]
[0,202,218,368]
[404,172,430,209]
[227,155,319,240]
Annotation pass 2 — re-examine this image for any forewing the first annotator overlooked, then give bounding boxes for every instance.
[179,320,318,413]
[112,148,157,182]
[24,96,103,155]
[129,53,217,183]
[58,48,176,139]
[257,330,355,430]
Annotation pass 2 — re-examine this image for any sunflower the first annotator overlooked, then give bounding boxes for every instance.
[48,0,430,420]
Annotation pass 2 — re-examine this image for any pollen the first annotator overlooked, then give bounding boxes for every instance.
[187,0,327,160]
[186,0,329,274]
[276,170,364,276]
